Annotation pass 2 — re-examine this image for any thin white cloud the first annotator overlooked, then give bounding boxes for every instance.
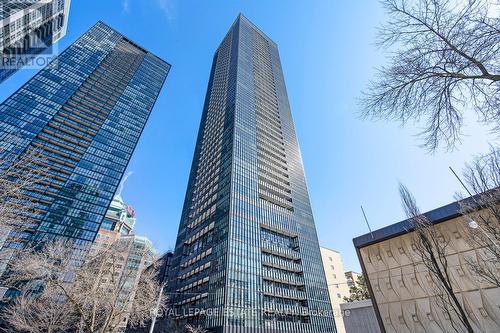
[122,0,130,13]
[156,0,175,21]
[120,0,175,20]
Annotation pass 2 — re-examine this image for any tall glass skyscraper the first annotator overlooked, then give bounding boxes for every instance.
[0,0,71,83]
[0,22,170,248]
[167,15,335,333]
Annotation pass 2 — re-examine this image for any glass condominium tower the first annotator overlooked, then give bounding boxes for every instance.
[0,0,71,83]
[167,15,335,333]
[0,22,170,248]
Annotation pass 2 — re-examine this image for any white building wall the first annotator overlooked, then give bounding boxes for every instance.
[320,247,351,333]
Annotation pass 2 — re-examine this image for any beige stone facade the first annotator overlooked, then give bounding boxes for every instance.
[354,203,500,333]
[320,247,352,333]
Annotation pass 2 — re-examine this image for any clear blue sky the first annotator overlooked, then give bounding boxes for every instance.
[1,1,496,272]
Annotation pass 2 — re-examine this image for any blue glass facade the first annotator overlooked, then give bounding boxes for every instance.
[167,15,335,333]
[0,22,170,247]
[0,0,71,83]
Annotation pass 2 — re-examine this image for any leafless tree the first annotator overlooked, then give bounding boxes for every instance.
[0,137,48,234]
[361,0,500,151]
[185,324,208,333]
[0,240,80,333]
[456,146,500,286]
[1,284,79,333]
[399,184,475,333]
[1,239,166,333]
[0,136,50,275]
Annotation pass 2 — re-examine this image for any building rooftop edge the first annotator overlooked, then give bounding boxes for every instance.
[95,20,172,68]
[340,299,373,309]
[352,193,487,249]
[319,246,341,253]
[236,13,278,46]
[345,270,361,275]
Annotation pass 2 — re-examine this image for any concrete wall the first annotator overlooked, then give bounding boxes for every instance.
[358,210,500,333]
[341,300,381,333]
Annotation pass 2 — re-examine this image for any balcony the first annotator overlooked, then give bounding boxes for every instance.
[263,302,309,315]
[263,284,307,300]
[262,255,302,273]
[261,242,300,260]
[262,268,305,286]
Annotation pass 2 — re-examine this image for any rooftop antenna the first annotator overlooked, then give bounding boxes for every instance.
[118,171,133,196]
[361,205,374,239]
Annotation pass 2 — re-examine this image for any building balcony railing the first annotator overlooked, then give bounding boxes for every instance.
[262,255,302,273]
[261,242,300,260]
[263,284,307,300]
[263,302,309,315]
[262,269,305,286]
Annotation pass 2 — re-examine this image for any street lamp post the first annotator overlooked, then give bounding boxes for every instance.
[467,219,500,250]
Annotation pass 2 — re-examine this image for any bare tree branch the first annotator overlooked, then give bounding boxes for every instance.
[0,136,49,235]
[1,239,165,333]
[456,146,500,287]
[1,284,78,333]
[361,0,500,151]
[185,324,208,333]
[399,183,476,333]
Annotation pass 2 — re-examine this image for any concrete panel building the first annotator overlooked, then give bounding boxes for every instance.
[353,197,500,333]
